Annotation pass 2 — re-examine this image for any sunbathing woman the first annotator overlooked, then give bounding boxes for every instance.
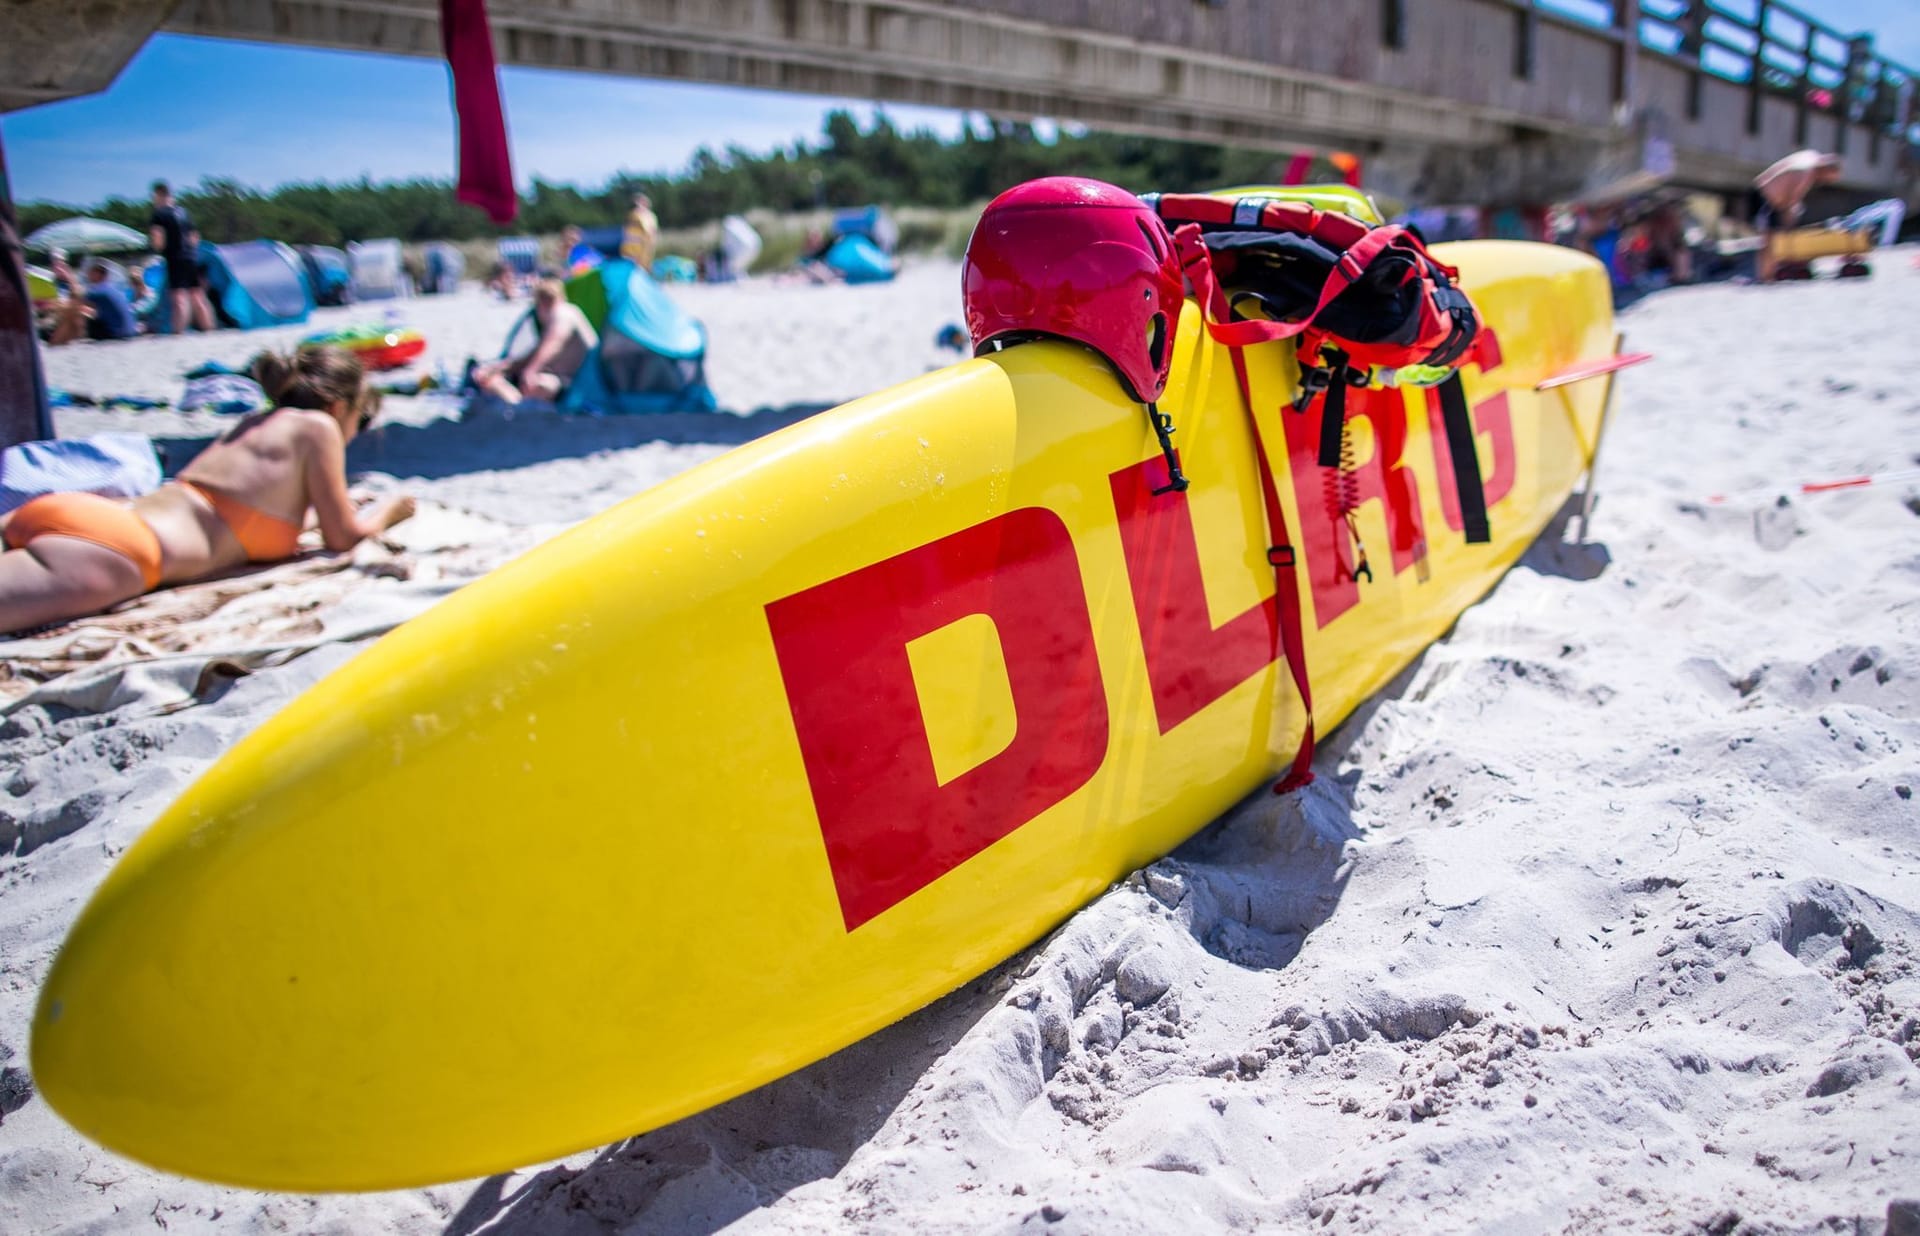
[0,345,416,636]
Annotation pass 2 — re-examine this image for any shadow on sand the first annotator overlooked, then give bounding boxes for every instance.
[441,967,1009,1236]
[439,720,1384,1234]
[151,403,835,482]
[1521,491,1612,582]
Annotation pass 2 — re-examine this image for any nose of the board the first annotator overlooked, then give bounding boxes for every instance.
[29,784,281,1186]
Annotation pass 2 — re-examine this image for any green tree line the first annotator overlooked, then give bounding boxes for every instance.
[19,111,1292,248]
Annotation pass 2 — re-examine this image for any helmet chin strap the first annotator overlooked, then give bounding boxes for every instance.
[1145,400,1190,495]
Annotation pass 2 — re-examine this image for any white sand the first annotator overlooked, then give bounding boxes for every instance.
[4,253,1919,1234]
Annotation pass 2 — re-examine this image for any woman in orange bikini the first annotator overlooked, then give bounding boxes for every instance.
[0,345,416,636]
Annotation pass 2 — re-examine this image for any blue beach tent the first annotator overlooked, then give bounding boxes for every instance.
[145,240,314,332]
[563,260,715,414]
[831,205,898,253]
[204,242,313,329]
[299,245,353,306]
[823,233,896,284]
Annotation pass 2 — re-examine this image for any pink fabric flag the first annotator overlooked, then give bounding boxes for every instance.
[440,0,517,223]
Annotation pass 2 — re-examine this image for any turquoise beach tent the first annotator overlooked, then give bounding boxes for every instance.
[204,241,313,328]
[563,260,715,414]
[149,241,313,331]
[823,233,895,284]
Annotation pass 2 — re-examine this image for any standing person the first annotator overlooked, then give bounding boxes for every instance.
[148,181,216,333]
[621,192,658,270]
[1748,150,1844,282]
[0,345,414,634]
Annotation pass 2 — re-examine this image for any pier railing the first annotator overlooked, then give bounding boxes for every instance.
[1479,0,1919,161]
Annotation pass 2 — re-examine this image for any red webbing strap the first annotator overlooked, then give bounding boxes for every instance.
[1172,222,1420,356]
[1226,346,1317,794]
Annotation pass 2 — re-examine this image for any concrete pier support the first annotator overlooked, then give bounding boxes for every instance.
[0,0,181,113]
[2,0,1914,209]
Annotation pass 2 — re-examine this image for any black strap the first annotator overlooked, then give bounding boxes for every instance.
[1313,348,1352,468]
[1145,401,1190,495]
[1436,373,1491,544]
[1316,373,1346,469]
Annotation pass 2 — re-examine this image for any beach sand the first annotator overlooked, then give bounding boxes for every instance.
[4,252,1918,1234]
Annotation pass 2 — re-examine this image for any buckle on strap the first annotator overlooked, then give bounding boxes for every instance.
[1291,364,1334,412]
[1267,544,1296,568]
[1232,198,1272,227]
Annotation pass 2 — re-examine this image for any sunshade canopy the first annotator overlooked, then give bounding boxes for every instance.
[23,217,147,254]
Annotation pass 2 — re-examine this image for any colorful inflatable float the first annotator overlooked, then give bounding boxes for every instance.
[303,323,428,370]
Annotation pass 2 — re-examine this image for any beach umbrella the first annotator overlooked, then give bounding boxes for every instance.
[23,217,147,255]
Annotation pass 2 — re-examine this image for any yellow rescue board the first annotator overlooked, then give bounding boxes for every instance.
[32,241,1613,1190]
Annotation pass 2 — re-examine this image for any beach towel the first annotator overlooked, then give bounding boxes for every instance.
[178,374,269,414]
[1838,199,1906,248]
[0,503,545,719]
[0,433,161,515]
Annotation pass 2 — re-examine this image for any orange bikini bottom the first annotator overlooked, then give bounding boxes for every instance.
[2,492,164,589]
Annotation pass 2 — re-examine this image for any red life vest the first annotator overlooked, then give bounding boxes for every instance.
[1136,192,1499,796]
[1146,192,1482,377]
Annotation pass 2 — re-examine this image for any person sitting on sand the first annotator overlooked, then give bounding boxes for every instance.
[469,278,598,406]
[48,262,141,346]
[485,261,517,300]
[1750,149,1844,282]
[46,248,78,297]
[0,345,415,636]
[783,228,845,286]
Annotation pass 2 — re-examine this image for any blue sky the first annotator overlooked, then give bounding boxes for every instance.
[5,1,1917,207]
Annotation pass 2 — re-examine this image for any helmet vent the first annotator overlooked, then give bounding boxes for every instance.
[1136,216,1167,262]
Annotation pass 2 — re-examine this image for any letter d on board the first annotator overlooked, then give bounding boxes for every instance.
[766,507,1108,931]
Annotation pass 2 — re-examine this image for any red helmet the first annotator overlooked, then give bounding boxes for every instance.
[963,177,1185,404]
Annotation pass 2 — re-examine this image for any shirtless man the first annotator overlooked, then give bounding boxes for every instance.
[1750,150,1844,282]
[472,278,598,405]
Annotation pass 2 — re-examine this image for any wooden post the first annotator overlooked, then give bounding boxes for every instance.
[1794,19,1812,148]
[1616,0,1640,108]
[1838,35,1871,159]
[1381,0,1405,50]
[0,127,52,450]
[1680,0,1706,120]
[1573,332,1630,546]
[1746,0,1768,135]
[1515,2,1536,80]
